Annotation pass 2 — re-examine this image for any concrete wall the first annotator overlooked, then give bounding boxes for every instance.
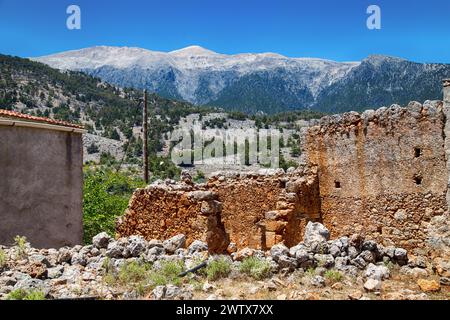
[0,125,83,248]
[305,102,448,249]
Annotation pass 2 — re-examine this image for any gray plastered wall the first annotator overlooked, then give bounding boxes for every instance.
[0,125,83,248]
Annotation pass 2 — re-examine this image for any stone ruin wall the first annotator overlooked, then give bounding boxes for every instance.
[207,168,321,250]
[444,79,450,208]
[305,101,448,251]
[117,167,321,252]
[118,82,450,257]
[117,186,206,246]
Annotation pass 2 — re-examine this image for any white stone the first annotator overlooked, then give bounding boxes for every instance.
[364,278,382,292]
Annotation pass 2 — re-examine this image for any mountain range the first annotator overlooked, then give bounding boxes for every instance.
[34,46,450,114]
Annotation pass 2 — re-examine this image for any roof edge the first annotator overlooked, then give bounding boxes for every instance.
[0,118,86,134]
[0,109,84,129]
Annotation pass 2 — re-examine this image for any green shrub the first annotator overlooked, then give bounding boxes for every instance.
[384,260,396,271]
[7,289,46,300]
[118,260,152,284]
[14,236,28,259]
[99,152,117,166]
[87,143,99,154]
[279,154,299,171]
[23,290,46,300]
[148,156,181,180]
[306,267,316,277]
[83,168,145,244]
[103,260,153,297]
[148,260,184,287]
[193,170,206,183]
[324,269,343,283]
[290,144,302,157]
[239,257,272,280]
[7,289,29,300]
[206,257,232,281]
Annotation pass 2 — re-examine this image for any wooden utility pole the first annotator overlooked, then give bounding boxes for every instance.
[143,89,149,184]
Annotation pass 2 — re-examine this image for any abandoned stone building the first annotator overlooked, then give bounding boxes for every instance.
[118,80,450,256]
[0,110,85,248]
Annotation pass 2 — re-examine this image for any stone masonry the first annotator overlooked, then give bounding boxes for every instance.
[305,100,447,250]
[118,82,450,257]
[117,166,320,252]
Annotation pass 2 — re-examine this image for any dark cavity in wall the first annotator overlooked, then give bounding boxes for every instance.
[414,175,423,185]
[414,147,422,158]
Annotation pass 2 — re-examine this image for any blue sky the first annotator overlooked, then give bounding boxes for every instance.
[0,0,449,63]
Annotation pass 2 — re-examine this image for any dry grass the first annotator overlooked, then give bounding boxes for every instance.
[190,268,447,300]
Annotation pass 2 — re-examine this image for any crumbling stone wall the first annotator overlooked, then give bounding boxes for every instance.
[305,101,448,250]
[443,79,450,210]
[118,89,450,255]
[207,167,320,250]
[117,184,230,253]
[117,167,321,251]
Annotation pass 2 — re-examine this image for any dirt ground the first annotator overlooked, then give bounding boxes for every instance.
[191,269,449,301]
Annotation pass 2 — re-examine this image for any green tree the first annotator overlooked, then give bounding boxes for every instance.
[83,168,145,243]
[87,143,99,154]
[109,128,121,141]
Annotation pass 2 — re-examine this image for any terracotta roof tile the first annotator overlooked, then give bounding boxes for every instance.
[0,109,84,129]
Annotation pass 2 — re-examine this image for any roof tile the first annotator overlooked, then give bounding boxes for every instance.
[0,109,84,129]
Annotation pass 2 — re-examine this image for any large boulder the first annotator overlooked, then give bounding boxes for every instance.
[13,278,49,296]
[393,248,408,265]
[364,263,390,280]
[270,244,289,262]
[28,254,51,268]
[163,234,187,254]
[277,255,298,271]
[92,232,112,249]
[152,286,166,300]
[105,241,125,259]
[57,248,72,264]
[314,254,335,268]
[188,240,208,254]
[364,278,382,292]
[304,222,330,246]
[70,252,87,267]
[127,235,147,257]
